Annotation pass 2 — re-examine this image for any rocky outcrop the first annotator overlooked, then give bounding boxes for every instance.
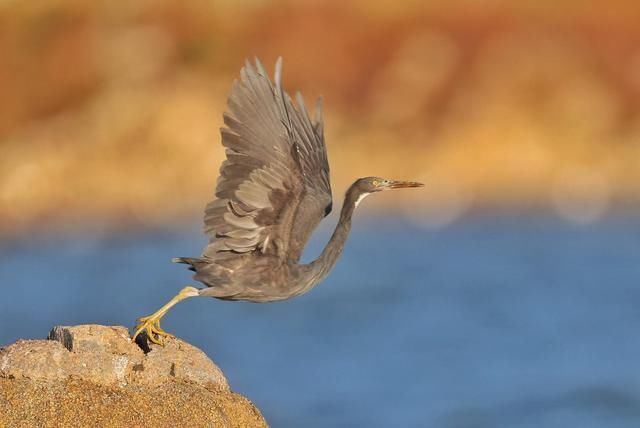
[0,325,267,427]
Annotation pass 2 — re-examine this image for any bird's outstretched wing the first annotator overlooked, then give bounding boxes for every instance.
[202,58,332,263]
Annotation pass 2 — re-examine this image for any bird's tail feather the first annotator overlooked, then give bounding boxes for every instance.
[172,257,206,272]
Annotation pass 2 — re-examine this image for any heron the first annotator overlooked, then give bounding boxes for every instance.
[133,58,423,345]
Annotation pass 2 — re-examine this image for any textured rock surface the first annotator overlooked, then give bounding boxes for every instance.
[0,325,267,427]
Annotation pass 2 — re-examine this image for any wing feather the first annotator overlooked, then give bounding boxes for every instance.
[201,58,332,262]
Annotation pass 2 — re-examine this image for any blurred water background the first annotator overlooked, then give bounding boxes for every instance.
[1,216,640,427]
[1,0,640,426]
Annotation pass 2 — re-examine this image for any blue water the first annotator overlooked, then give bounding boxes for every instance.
[1,214,640,427]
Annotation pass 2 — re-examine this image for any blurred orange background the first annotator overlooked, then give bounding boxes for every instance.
[1,0,639,237]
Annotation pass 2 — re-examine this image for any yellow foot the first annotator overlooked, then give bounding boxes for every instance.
[133,313,171,345]
[131,286,200,346]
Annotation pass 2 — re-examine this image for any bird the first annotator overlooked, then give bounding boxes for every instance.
[132,57,423,345]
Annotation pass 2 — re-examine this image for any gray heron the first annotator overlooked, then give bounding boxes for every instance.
[133,58,423,344]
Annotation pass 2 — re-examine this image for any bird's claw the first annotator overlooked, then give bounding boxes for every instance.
[131,286,199,346]
[132,314,171,346]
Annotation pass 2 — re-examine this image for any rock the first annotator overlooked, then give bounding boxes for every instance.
[0,325,267,427]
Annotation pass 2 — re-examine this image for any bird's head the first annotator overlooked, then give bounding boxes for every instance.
[350,177,423,207]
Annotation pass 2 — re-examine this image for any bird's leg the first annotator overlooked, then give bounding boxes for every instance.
[132,286,200,345]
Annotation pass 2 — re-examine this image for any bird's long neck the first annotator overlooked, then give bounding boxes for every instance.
[297,184,363,293]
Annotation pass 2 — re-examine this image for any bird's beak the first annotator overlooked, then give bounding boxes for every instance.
[386,180,424,189]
